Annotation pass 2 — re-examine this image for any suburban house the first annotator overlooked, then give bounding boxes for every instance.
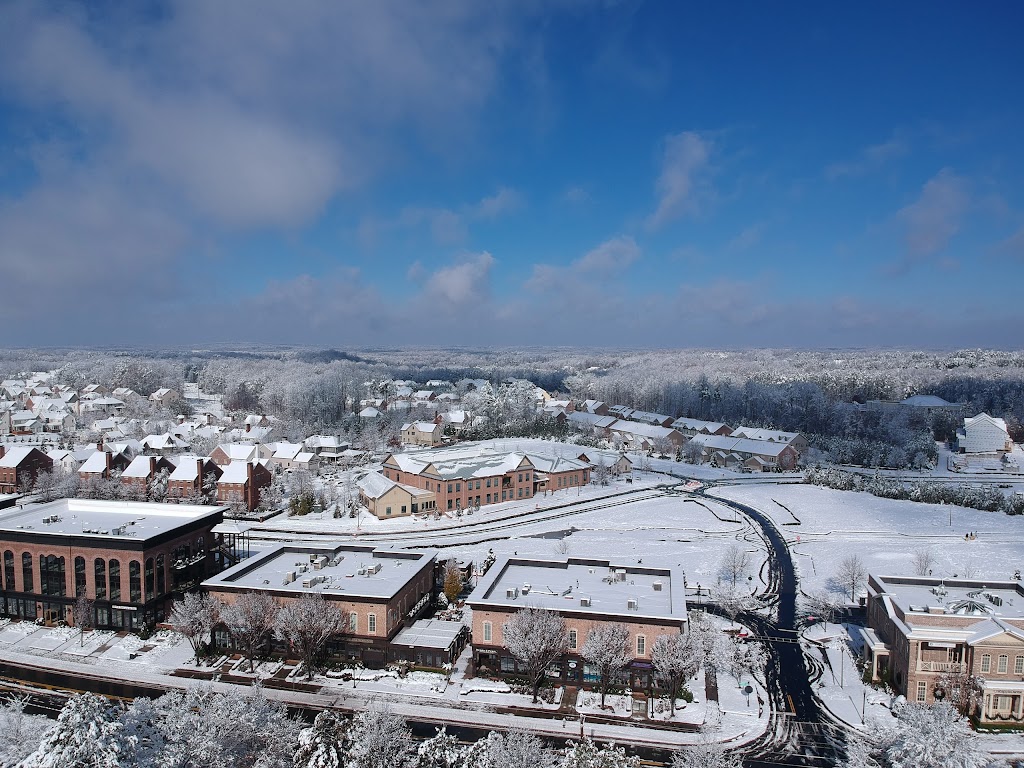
[865,395,965,420]
[119,455,177,495]
[209,442,272,467]
[270,442,320,472]
[304,435,350,463]
[467,556,687,694]
[148,388,181,407]
[141,433,189,456]
[45,447,97,474]
[0,498,224,630]
[201,543,437,667]
[215,461,273,513]
[607,420,685,451]
[686,434,801,470]
[580,400,610,416]
[166,456,223,501]
[359,406,382,420]
[957,413,1013,454]
[729,426,809,455]
[77,450,131,483]
[401,421,443,447]
[0,447,54,494]
[670,418,733,438]
[866,574,1024,724]
[357,472,437,519]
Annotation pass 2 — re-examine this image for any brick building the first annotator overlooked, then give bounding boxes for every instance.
[166,456,222,501]
[866,574,1024,724]
[467,556,688,694]
[0,447,53,494]
[202,543,436,667]
[216,460,273,513]
[0,499,225,630]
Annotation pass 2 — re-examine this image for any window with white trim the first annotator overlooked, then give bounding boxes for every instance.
[483,621,492,643]
[917,681,927,703]
[998,654,1009,674]
[981,654,991,673]
[1015,655,1024,675]
[368,613,376,634]
[636,634,646,656]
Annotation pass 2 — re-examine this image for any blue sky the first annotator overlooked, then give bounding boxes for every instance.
[1,1,1023,347]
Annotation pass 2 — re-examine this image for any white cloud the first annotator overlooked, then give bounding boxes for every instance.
[646,131,713,229]
[826,134,908,180]
[527,235,640,291]
[894,168,969,266]
[474,186,522,219]
[423,252,495,306]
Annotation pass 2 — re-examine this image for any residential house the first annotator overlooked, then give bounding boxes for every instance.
[866,575,1024,724]
[149,388,181,407]
[46,447,97,474]
[77,450,131,483]
[729,426,809,455]
[141,433,189,456]
[209,442,272,467]
[401,421,443,447]
[357,472,436,519]
[359,406,382,420]
[958,413,1013,454]
[686,434,800,471]
[608,420,685,451]
[270,442,320,472]
[216,461,273,513]
[303,435,350,463]
[119,455,177,496]
[671,418,733,438]
[580,400,610,416]
[0,447,53,493]
[167,457,223,501]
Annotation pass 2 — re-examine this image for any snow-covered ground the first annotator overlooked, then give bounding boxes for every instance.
[708,483,1024,594]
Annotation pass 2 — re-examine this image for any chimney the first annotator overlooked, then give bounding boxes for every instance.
[97,441,104,452]
[245,423,251,433]
[247,461,255,512]
[0,446,5,460]
[149,456,157,476]
[197,459,204,491]
[105,451,112,475]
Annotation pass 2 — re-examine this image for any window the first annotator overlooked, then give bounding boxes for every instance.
[447,483,453,493]
[447,500,453,510]
[39,555,65,597]
[981,654,991,673]
[486,494,491,503]
[145,558,155,602]
[456,482,461,492]
[917,681,927,703]
[636,635,646,656]
[129,561,141,603]
[518,473,522,482]
[4,551,14,591]
[74,557,86,597]
[386,506,392,516]
[108,560,120,601]
[501,656,515,672]
[349,613,358,633]
[569,629,577,650]
[998,654,1009,674]
[156,555,165,596]
[94,559,106,600]
[22,553,33,593]
[1016,656,1024,675]
[486,479,491,488]
[368,613,376,633]
[483,621,492,642]
[401,505,406,514]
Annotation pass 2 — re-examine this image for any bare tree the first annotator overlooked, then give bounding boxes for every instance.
[805,589,844,630]
[72,594,94,647]
[593,459,611,486]
[581,623,632,709]
[442,559,463,605]
[836,554,866,603]
[652,633,701,714]
[168,592,222,664]
[502,607,567,703]
[912,547,935,577]
[274,593,347,680]
[710,584,757,628]
[222,592,279,672]
[726,637,766,687]
[718,546,751,587]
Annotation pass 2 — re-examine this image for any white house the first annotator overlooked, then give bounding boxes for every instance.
[958,413,1013,454]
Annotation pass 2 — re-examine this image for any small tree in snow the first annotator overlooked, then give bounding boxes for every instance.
[936,669,983,719]
[168,591,222,664]
[880,701,986,768]
[651,633,700,714]
[417,726,466,768]
[443,559,463,605]
[0,697,52,767]
[222,591,280,672]
[670,734,741,768]
[835,554,866,603]
[346,702,412,768]
[561,736,638,768]
[805,589,843,630]
[275,592,347,680]
[502,607,568,703]
[73,593,94,647]
[718,546,750,587]
[294,709,348,768]
[912,547,935,577]
[726,638,766,687]
[581,623,632,709]
[19,693,131,768]
[476,730,552,768]
[709,584,756,628]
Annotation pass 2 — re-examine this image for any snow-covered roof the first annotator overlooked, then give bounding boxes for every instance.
[386,449,531,481]
[402,421,439,434]
[219,461,254,484]
[168,455,208,481]
[901,395,955,407]
[730,426,802,443]
[391,619,465,650]
[272,442,303,461]
[0,498,223,541]
[963,413,1009,433]
[358,472,434,500]
[0,446,40,467]
[469,555,687,625]
[121,455,156,479]
[203,543,437,599]
[79,451,112,474]
[608,419,675,440]
[688,434,790,457]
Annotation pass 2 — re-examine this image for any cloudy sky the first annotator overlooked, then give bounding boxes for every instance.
[1,1,1023,348]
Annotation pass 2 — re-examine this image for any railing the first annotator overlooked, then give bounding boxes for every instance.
[917,661,964,673]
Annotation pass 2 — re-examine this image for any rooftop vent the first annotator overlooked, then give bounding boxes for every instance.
[580,596,591,607]
[506,587,519,599]
[653,581,663,591]
[522,584,531,595]
[627,598,639,611]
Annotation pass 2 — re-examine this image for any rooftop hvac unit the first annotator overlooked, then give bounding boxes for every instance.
[283,571,296,584]
[580,597,591,607]
[987,593,1004,606]
[506,587,519,599]
[653,581,663,591]
[522,584,531,595]
[309,554,318,562]
[627,598,639,611]
[302,579,313,589]
[357,567,367,576]
[368,563,382,575]
[616,569,627,582]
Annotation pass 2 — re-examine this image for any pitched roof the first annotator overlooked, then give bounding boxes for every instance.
[0,446,39,468]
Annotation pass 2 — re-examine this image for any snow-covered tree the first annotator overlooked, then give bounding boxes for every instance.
[443,559,463,605]
[936,669,983,719]
[561,737,638,768]
[294,710,348,768]
[275,593,347,680]
[19,693,132,768]
[581,623,631,709]
[502,608,568,703]
[73,593,95,647]
[879,702,986,768]
[717,546,751,587]
[912,547,935,577]
[669,734,741,768]
[168,591,222,664]
[474,730,553,768]
[835,554,866,603]
[651,633,700,714]
[804,589,843,630]
[726,638,766,687]
[0,697,52,767]
[222,592,280,672]
[417,727,467,768]
[346,703,412,768]
[709,584,756,628]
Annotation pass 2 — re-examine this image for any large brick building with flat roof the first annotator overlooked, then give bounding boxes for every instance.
[0,498,225,630]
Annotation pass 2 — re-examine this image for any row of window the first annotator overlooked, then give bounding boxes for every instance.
[2,551,167,604]
[383,471,532,494]
[980,653,1024,675]
[482,622,647,656]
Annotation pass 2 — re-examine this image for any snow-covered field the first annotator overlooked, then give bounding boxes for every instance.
[709,484,1024,595]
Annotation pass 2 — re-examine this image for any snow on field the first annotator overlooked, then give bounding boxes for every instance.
[709,483,1024,595]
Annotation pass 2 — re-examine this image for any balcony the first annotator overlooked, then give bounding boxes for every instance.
[917,661,964,673]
